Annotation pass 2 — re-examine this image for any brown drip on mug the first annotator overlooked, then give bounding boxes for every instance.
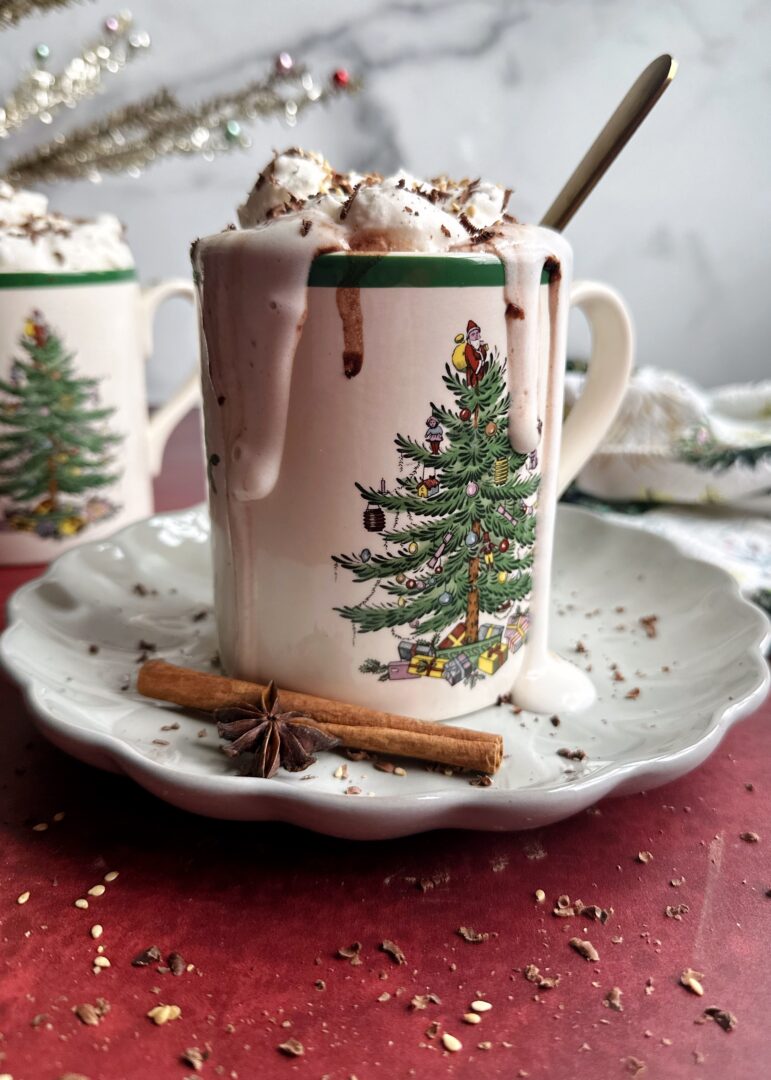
[336,285,364,378]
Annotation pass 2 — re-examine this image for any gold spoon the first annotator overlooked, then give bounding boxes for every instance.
[540,54,678,232]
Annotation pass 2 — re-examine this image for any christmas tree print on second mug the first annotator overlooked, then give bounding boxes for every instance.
[0,311,121,539]
[333,320,534,690]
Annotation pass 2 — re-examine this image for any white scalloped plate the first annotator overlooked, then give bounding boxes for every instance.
[2,506,768,839]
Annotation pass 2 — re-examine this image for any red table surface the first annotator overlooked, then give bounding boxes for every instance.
[0,410,768,1080]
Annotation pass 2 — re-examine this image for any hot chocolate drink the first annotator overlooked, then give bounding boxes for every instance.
[192,149,631,719]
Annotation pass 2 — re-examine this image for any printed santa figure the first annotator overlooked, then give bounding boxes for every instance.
[425,415,443,454]
[464,320,488,387]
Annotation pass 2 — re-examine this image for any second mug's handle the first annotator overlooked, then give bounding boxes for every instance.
[557,280,634,496]
[141,279,201,478]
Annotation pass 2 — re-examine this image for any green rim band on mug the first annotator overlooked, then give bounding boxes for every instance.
[0,269,137,289]
[308,253,552,288]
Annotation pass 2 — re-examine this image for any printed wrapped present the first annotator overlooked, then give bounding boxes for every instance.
[442,654,474,685]
[478,623,503,643]
[478,642,508,675]
[397,639,419,661]
[408,654,447,679]
[456,653,474,678]
[415,639,437,657]
[388,660,420,681]
[438,621,467,650]
[504,614,530,654]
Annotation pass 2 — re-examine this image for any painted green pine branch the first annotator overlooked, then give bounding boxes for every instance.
[380,517,461,546]
[478,571,532,607]
[393,434,449,469]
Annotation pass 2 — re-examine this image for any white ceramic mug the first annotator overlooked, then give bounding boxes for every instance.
[0,268,199,564]
[196,240,633,720]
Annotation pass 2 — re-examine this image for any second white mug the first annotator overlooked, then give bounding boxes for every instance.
[0,267,199,564]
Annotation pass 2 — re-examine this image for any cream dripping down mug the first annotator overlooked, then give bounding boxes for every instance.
[194,235,633,720]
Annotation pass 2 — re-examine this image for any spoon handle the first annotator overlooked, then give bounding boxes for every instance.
[540,54,678,232]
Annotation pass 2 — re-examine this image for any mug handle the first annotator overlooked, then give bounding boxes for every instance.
[141,279,201,477]
[557,280,634,496]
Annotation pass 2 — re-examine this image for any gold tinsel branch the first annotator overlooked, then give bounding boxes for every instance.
[0,0,90,30]
[0,12,150,140]
[4,63,359,184]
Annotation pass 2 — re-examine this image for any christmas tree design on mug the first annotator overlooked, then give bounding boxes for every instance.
[0,311,122,539]
[333,321,535,688]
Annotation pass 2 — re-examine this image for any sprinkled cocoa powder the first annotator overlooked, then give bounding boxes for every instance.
[680,968,704,996]
[380,939,406,965]
[409,992,441,1010]
[557,748,587,761]
[337,942,362,965]
[277,1037,304,1057]
[181,1046,208,1071]
[524,964,560,990]
[168,951,186,976]
[132,945,162,967]
[417,870,449,892]
[639,614,659,638]
[457,926,489,943]
[703,1006,737,1031]
[73,999,109,1026]
[569,937,599,962]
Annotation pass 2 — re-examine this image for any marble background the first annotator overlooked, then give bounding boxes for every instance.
[2,0,768,405]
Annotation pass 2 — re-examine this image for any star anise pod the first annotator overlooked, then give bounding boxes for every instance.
[215,680,339,778]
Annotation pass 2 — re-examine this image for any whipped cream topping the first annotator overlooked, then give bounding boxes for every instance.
[0,181,134,273]
[237,148,512,249]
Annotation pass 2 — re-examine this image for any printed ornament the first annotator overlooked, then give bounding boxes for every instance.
[439,591,451,605]
[407,541,419,554]
[398,597,407,607]
[363,479,388,532]
[428,531,453,569]
[493,458,509,485]
[465,531,479,547]
[499,538,510,552]
[481,532,495,566]
[459,407,471,421]
[359,548,371,562]
[425,415,443,454]
[434,563,442,573]
[485,421,497,436]
[406,579,416,590]
[363,505,385,532]
[85,497,113,522]
[396,573,406,583]
[416,475,440,499]
[497,571,507,583]
[466,480,478,497]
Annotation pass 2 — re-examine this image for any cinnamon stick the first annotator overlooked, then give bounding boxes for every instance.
[137,660,503,774]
